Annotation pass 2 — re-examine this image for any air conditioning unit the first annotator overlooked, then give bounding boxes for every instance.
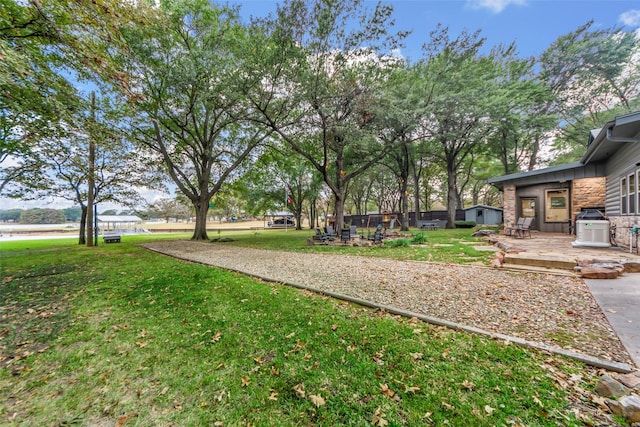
[572,220,611,248]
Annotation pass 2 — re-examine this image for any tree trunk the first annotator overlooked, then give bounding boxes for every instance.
[413,178,421,227]
[192,200,209,240]
[86,91,96,247]
[295,212,302,230]
[78,205,87,245]
[400,180,409,231]
[334,190,346,232]
[309,200,316,229]
[446,165,457,229]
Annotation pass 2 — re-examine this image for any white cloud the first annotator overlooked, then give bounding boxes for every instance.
[467,0,527,14]
[619,9,640,26]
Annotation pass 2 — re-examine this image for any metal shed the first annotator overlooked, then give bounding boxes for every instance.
[464,205,503,225]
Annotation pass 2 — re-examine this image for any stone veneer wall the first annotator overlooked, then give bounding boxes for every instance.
[503,184,516,227]
[571,177,606,219]
[609,216,640,251]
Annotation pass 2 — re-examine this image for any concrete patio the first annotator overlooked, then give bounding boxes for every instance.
[487,231,640,274]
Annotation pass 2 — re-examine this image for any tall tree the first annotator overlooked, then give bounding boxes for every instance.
[377,65,434,230]
[419,27,501,228]
[486,53,556,174]
[11,93,152,244]
[247,0,409,232]
[539,22,640,161]
[117,0,270,240]
[1,0,151,194]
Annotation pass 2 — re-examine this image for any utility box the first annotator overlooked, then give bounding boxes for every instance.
[572,220,611,248]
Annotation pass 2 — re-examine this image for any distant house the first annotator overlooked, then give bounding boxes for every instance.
[488,111,640,245]
[463,205,503,225]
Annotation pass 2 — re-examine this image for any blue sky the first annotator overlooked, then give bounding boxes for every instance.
[236,0,640,60]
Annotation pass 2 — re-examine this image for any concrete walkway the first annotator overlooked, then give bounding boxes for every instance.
[585,275,640,367]
[487,232,640,367]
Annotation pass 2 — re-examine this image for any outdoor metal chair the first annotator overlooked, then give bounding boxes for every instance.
[514,217,534,238]
[314,228,334,243]
[340,228,351,243]
[505,217,525,237]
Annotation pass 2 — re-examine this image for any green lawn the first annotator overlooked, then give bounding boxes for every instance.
[207,227,497,264]
[0,234,603,426]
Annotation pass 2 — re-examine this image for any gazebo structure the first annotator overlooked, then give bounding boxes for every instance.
[264,212,295,229]
[97,215,144,235]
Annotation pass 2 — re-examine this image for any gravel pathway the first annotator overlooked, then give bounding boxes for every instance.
[141,240,632,365]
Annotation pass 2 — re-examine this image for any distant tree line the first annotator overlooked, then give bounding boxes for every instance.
[0,207,139,224]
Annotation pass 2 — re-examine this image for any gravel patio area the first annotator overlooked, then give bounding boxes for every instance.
[141,240,632,365]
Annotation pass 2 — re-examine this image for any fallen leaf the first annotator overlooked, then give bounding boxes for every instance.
[268,390,278,401]
[533,396,544,408]
[372,407,388,427]
[331,324,338,331]
[241,376,250,387]
[461,380,475,390]
[405,385,421,393]
[115,413,134,426]
[159,386,169,396]
[210,332,222,343]
[309,394,325,407]
[380,383,400,401]
[293,383,305,398]
[410,352,423,360]
[484,405,495,415]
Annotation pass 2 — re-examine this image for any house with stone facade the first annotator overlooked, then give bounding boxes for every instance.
[488,111,640,246]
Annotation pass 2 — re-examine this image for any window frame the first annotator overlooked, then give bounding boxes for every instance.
[544,189,569,223]
[630,172,636,214]
[621,176,628,215]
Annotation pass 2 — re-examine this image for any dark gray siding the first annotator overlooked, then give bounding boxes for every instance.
[605,142,640,216]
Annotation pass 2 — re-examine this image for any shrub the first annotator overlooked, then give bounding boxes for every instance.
[385,238,410,247]
[411,232,428,244]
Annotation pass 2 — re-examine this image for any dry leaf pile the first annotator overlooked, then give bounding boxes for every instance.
[142,241,632,365]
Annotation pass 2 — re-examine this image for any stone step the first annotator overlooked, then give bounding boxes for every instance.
[500,263,577,276]
[503,252,578,270]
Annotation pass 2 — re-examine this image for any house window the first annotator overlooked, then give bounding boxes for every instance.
[630,173,636,214]
[545,189,569,222]
[637,171,640,214]
[621,177,627,215]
